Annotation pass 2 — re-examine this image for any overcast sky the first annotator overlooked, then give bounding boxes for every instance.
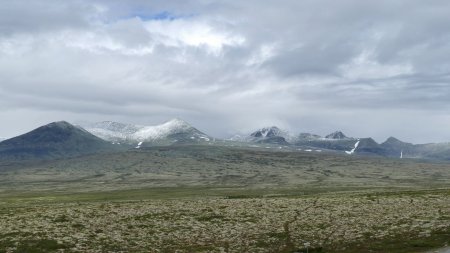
[1,0,450,143]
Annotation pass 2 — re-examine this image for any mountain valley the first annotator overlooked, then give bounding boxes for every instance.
[2,119,450,253]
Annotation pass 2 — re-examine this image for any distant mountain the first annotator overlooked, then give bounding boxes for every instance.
[289,131,355,151]
[380,137,415,157]
[236,127,450,160]
[80,118,212,147]
[248,126,291,145]
[382,137,411,148]
[250,126,284,138]
[414,142,450,160]
[0,121,117,160]
[237,127,359,151]
[325,131,349,140]
[354,138,385,155]
[294,135,357,152]
[297,133,322,141]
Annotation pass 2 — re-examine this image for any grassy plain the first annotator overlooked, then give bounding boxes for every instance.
[1,145,450,252]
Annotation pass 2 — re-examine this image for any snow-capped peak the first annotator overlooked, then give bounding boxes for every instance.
[250,126,283,138]
[247,126,297,143]
[79,118,208,143]
[132,118,193,141]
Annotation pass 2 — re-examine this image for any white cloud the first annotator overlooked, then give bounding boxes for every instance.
[143,18,245,54]
[2,0,450,143]
[246,43,278,66]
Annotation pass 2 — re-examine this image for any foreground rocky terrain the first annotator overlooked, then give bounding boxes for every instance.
[1,189,450,252]
[2,145,450,252]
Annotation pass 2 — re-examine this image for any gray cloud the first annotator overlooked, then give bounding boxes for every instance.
[0,1,99,35]
[1,0,450,143]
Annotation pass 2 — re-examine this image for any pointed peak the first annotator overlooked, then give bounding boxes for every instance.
[0,120,114,160]
[386,136,401,142]
[250,126,284,138]
[382,136,411,146]
[359,137,379,145]
[325,131,348,139]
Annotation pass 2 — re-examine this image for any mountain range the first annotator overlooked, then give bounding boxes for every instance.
[2,119,450,161]
[244,126,450,160]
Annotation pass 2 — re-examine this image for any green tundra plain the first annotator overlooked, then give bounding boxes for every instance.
[1,145,450,252]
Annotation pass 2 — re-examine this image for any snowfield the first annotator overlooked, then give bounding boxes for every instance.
[80,118,209,143]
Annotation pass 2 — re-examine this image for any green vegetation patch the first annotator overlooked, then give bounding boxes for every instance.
[14,239,69,253]
[332,228,450,253]
[196,214,227,222]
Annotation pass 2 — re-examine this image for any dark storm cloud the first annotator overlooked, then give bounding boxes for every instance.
[1,0,450,143]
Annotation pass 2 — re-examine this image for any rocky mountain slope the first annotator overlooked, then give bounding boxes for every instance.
[247,126,291,145]
[0,121,118,160]
[325,131,349,140]
[80,118,212,147]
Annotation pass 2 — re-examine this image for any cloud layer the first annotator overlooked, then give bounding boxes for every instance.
[1,0,450,143]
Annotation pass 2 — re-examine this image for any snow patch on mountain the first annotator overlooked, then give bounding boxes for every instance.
[80,118,209,143]
[252,127,285,138]
[248,126,297,142]
[80,121,143,142]
[232,127,357,145]
[133,118,192,141]
[345,140,360,154]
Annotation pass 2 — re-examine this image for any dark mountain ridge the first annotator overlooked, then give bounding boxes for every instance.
[0,121,119,160]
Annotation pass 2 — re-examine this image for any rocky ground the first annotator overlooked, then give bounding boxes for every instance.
[1,189,450,252]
